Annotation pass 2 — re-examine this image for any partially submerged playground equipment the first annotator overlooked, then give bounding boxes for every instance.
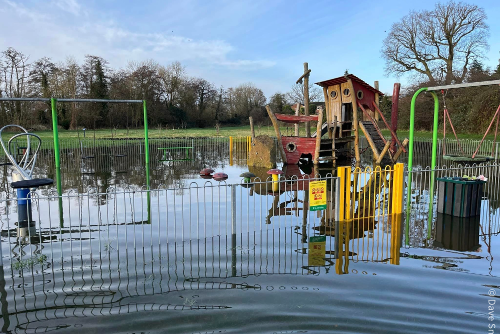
[0,125,53,240]
[0,97,150,193]
[266,63,408,166]
[406,79,500,235]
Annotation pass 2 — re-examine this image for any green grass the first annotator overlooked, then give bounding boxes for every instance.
[2,125,497,141]
[12,254,48,270]
[2,126,276,141]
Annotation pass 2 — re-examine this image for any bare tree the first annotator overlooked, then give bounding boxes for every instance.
[158,61,185,107]
[382,1,489,85]
[286,82,321,105]
[1,47,30,123]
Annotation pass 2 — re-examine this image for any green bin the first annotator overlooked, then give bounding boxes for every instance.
[436,177,485,217]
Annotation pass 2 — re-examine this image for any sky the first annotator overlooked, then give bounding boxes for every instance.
[0,0,499,98]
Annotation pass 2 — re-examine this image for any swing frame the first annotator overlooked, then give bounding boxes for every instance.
[441,89,500,162]
[405,79,500,240]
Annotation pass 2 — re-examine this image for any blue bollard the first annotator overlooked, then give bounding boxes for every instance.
[16,188,32,227]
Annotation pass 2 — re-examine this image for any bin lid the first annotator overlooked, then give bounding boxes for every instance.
[436,177,486,184]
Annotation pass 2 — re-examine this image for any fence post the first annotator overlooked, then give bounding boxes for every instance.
[391,163,404,213]
[336,166,351,221]
[231,184,237,276]
[335,177,340,222]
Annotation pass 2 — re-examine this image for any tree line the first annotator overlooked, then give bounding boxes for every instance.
[0,48,271,130]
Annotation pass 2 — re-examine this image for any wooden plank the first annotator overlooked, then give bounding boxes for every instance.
[393,138,409,161]
[376,140,391,164]
[328,85,341,124]
[266,105,288,164]
[275,113,319,123]
[322,87,330,133]
[314,108,324,164]
[332,116,337,163]
[359,122,380,161]
[347,79,361,163]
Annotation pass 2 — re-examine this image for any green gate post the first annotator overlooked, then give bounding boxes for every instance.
[406,88,440,245]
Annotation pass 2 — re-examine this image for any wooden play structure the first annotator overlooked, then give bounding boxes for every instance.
[316,74,407,165]
[266,66,408,166]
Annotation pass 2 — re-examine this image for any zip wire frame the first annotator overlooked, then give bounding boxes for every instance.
[405,79,500,241]
[0,97,150,192]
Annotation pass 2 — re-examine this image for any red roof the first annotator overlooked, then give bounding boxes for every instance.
[315,74,384,96]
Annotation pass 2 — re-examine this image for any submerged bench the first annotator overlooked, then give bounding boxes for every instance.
[158,147,193,161]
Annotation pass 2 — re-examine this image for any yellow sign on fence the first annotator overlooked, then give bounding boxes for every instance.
[309,180,327,211]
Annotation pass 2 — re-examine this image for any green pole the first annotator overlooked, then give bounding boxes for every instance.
[143,99,151,223]
[405,87,439,245]
[56,166,64,227]
[50,98,62,197]
[427,91,440,238]
[143,100,149,167]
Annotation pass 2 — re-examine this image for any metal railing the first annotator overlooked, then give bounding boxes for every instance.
[404,163,500,248]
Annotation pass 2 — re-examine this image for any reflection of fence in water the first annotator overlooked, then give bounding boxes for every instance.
[0,172,412,332]
[0,137,244,192]
[0,225,329,333]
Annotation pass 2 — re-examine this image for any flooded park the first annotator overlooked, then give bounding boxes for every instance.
[0,132,498,333]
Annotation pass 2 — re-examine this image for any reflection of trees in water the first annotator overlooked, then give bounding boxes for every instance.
[0,138,234,196]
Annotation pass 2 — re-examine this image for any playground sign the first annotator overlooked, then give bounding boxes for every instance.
[309,180,327,211]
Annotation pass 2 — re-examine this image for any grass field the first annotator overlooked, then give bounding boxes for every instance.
[1,125,497,141]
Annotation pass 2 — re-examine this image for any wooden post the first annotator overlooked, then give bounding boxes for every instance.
[313,108,324,164]
[294,103,300,136]
[359,122,380,161]
[376,141,391,164]
[393,138,409,161]
[304,63,310,137]
[249,116,255,139]
[322,87,331,138]
[332,116,337,163]
[348,79,361,163]
[374,81,380,121]
[391,83,401,155]
[266,105,288,164]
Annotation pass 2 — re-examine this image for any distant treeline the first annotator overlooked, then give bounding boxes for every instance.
[0,47,269,130]
[2,46,499,134]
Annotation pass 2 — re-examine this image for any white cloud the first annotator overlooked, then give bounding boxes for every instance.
[0,0,275,72]
[52,0,81,16]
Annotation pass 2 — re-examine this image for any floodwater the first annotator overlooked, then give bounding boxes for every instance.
[0,138,498,333]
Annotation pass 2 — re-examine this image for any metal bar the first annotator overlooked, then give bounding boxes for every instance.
[0,97,50,102]
[472,104,500,158]
[57,98,142,103]
[143,101,150,187]
[427,91,439,235]
[372,101,406,152]
[426,79,500,91]
[51,98,61,172]
[231,184,236,235]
